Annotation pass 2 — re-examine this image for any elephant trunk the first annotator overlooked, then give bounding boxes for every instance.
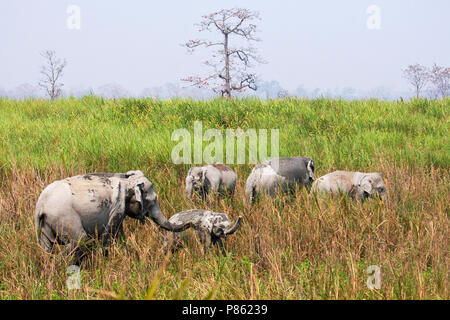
[224,216,242,236]
[185,179,193,199]
[149,203,191,232]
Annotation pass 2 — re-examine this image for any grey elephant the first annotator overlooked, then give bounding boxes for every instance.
[244,156,315,203]
[163,209,242,256]
[310,171,387,202]
[185,164,237,199]
[35,170,191,264]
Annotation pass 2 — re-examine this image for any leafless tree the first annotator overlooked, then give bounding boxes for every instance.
[429,63,450,99]
[182,8,264,98]
[402,64,429,99]
[38,50,67,99]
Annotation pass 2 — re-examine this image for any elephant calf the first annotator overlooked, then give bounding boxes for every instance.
[311,171,387,202]
[163,209,242,256]
[185,164,237,199]
[35,170,191,264]
[245,156,315,203]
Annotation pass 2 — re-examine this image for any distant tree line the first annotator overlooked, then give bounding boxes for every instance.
[403,63,449,99]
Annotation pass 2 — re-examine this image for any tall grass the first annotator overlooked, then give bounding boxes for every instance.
[0,97,448,172]
[0,97,448,299]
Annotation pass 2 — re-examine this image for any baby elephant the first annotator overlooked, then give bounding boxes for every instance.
[163,209,242,256]
[311,171,387,202]
[245,156,315,203]
[185,164,237,199]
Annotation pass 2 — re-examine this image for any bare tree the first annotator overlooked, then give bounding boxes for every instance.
[429,63,450,99]
[38,50,67,99]
[402,64,429,99]
[182,8,264,98]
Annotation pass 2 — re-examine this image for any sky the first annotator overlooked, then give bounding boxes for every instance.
[0,0,449,96]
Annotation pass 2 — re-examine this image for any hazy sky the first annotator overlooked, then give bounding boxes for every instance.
[1,0,449,94]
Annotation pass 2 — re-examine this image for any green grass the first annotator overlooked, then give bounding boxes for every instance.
[0,97,448,173]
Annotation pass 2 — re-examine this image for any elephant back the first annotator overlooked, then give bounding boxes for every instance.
[267,157,307,182]
[65,174,119,216]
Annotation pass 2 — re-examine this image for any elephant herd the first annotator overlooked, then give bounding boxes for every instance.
[34,156,387,264]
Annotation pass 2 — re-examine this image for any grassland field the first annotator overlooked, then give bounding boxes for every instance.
[0,97,448,299]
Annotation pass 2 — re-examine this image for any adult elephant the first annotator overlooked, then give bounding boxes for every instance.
[35,170,190,264]
[245,156,315,203]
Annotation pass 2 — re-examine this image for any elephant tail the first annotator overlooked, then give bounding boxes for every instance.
[244,175,257,204]
[35,207,45,242]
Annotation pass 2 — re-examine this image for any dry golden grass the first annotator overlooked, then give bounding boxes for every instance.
[0,160,448,299]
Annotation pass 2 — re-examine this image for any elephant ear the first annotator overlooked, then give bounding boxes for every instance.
[201,168,208,183]
[106,179,128,235]
[133,183,144,215]
[212,225,224,237]
[306,159,315,180]
[126,170,144,177]
[127,175,149,222]
[360,175,373,194]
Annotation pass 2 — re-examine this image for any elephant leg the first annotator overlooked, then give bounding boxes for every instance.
[162,231,171,253]
[101,224,121,254]
[60,219,90,265]
[211,181,220,194]
[163,232,181,254]
[287,182,297,196]
[228,185,235,198]
[265,183,277,198]
[217,238,226,257]
[198,230,211,254]
[172,233,183,253]
[247,185,259,204]
[253,187,260,202]
[101,235,112,258]
[198,187,207,201]
[118,224,129,256]
[63,235,89,266]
